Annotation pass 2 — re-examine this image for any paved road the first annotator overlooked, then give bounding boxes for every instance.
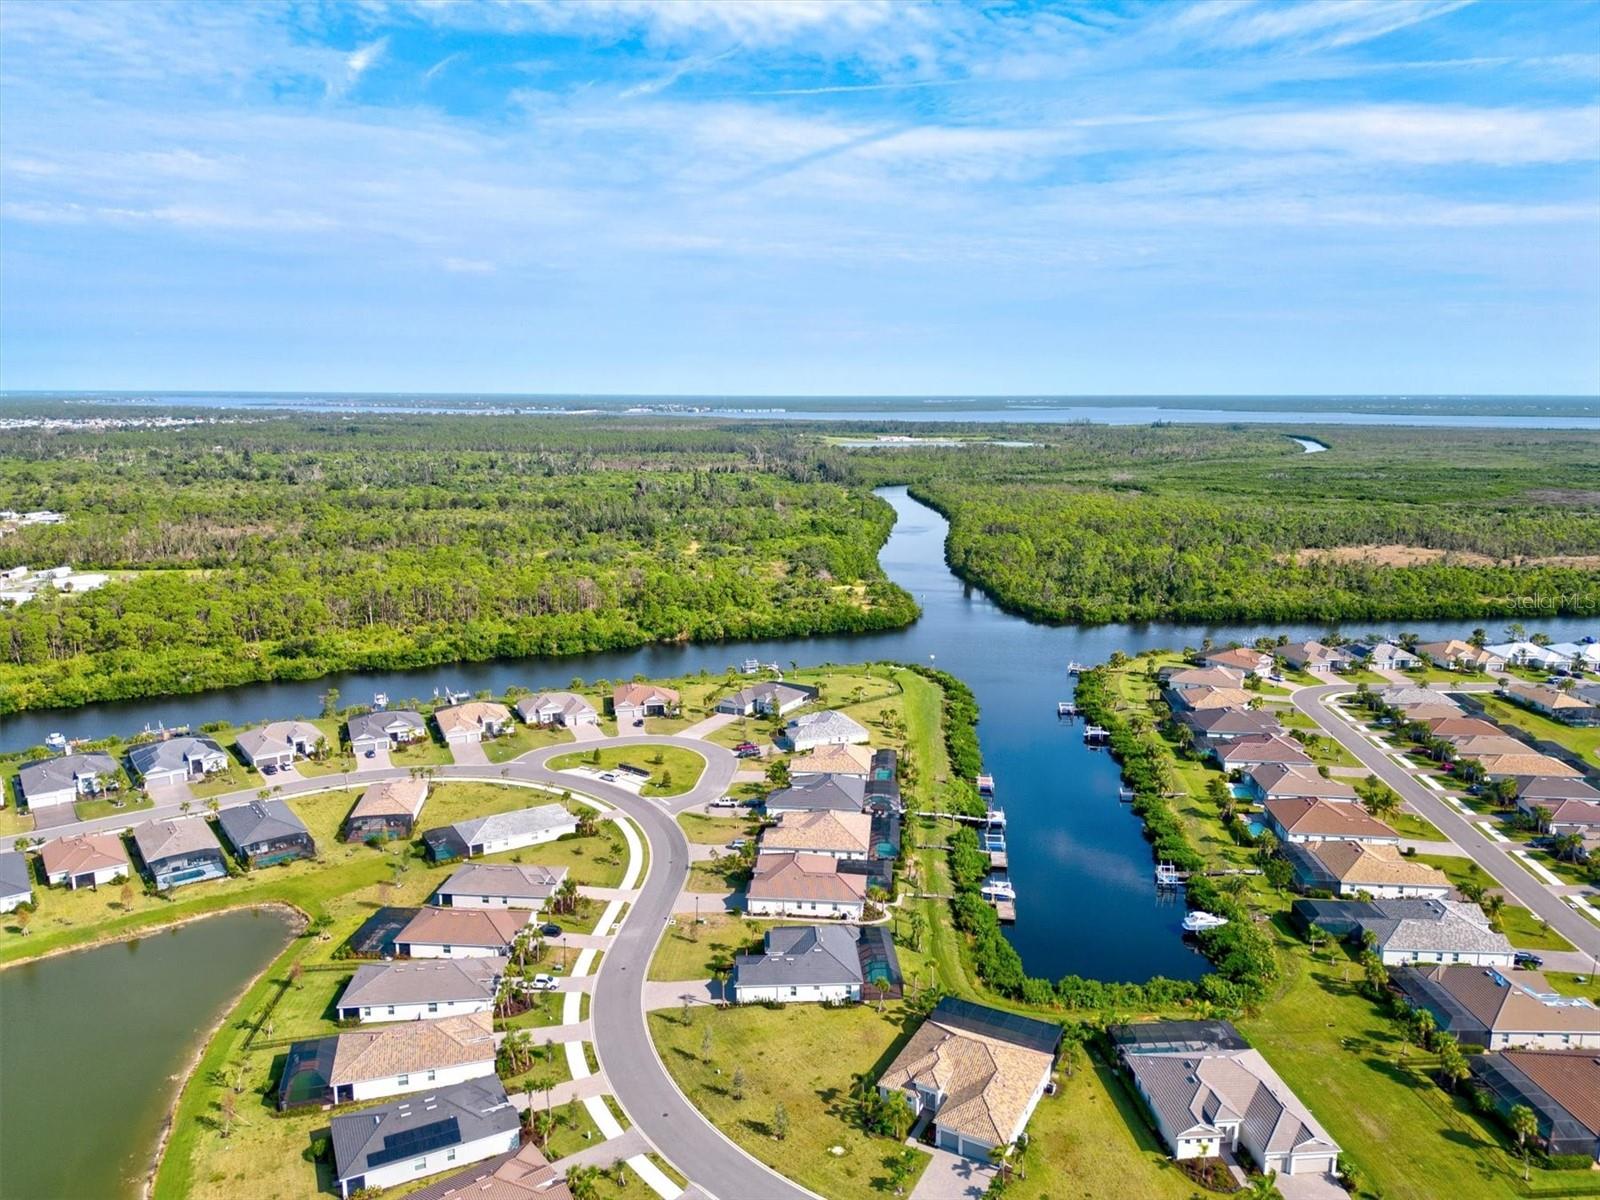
[1293,684,1600,960]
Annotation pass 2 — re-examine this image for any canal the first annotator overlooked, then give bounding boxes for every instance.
[2,488,1592,984]
[0,909,299,1200]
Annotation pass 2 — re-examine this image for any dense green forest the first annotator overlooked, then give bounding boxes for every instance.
[847,424,1600,623]
[2,413,1597,712]
[0,418,912,712]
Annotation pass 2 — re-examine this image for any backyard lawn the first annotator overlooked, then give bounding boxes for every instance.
[548,744,707,797]
[647,1003,932,1200]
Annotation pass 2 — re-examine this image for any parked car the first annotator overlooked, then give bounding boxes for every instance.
[540,923,561,937]
[262,764,277,775]
[529,974,558,991]
[727,838,748,852]
[1513,951,1544,970]
[734,742,760,758]
[364,749,376,759]
[633,719,645,727]
[709,797,739,809]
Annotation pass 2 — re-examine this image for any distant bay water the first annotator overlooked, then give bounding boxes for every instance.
[3,391,1598,429]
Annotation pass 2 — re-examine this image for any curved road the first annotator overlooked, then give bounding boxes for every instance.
[1293,684,1600,961]
[28,732,815,1200]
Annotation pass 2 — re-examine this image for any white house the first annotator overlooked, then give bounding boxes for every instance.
[325,1013,498,1104]
[782,709,871,753]
[14,752,118,811]
[336,958,506,1024]
[330,1079,521,1199]
[236,720,324,769]
[730,924,894,1004]
[433,863,566,910]
[1487,641,1569,670]
[745,853,868,919]
[879,998,1061,1162]
[39,833,131,891]
[446,805,577,859]
[514,692,599,728]
[125,735,229,790]
[346,710,428,755]
[433,702,512,746]
[393,908,529,959]
[0,852,32,913]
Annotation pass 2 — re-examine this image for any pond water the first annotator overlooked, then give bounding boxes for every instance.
[0,908,298,1200]
[2,490,1592,984]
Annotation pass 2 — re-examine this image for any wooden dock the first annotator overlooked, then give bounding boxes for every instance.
[987,850,1008,870]
[993,899,1016,923]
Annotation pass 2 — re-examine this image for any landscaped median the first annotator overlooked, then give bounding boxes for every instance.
[548,744,707,797]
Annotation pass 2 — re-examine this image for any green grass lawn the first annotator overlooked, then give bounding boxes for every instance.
[649,912,775,980]
[1472,693,1600,765]
[687,857,750,893]
[542,1097,610,1161]
[647,1003,932,1200]
[1494,903,1576,952]
[1386,809,1448,841]
[72,792,155,822]
[1411,852,1496,894]
[501,1036,576,1095]
[547,744,707,796]
[262,966,351,1040]
[498,991,587,1030]
[677,811,762,844]
[482,722,575,764]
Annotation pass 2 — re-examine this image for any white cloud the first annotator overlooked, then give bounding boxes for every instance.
[442,256,495,273]
[1167,0,1474,53]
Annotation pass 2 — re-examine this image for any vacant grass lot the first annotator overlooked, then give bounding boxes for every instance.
[548,745,707,797]
[647,1004,931,1200]
[677,811,762,844]
[482,722,575,763]
[649,912,777,980]
[1473,692,1600,764]
[1494,903,1576,952]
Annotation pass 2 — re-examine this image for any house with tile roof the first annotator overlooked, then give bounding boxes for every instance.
[1503,681,1600,726]
[782,709,871,752]
[15,751,118,811]
[336,958,506,1024]
[39,832,131,890]
[1263,797,1397,845]
[1292,898,1514,967]
[345,778,430,843]
[759,810,872,860]
[405,1143,574,1200]
[1472,752,1581,781]
[1415,640,1505,673]
[1393,964,1600,1050]
[513,691,598,728]
[1245,764,1358,803]
[1346,641,1421,670]
[1517,795,1600,836]
[1425,716,1507,740]
[1168,685,1254,713]
[1289,840,1451,899]
[612,683,679,725]
[1198,647,1275,675]
[1113,1020,1340,1180]
[1278,640,1352,675]
[1376,685,1461,712]
[393,908,531,959]
[1487,641,1570,669]
[746,853,868,919]
[433,864,566,910]
[1472,1049,1600,1162]
[282,1013,498,1107]
[1448,735,1537,759]
[879,997,1061,1162]
[433,702,513,746]
[329,1078,520,1199]
[789,743,875,777]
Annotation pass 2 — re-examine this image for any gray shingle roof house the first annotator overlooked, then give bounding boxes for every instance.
[215,799,316,867]
[337,958,507,1023]
[1116,1022,1340,1179]
[715,681,819,717]
[433,864,566,910]
[1375,685,1461,712]
[0,851,33,913]
[765,773,867,815]
[130,816,228,889]
[1347,641,1422,669]
[731,924,901,1004]
[126,735,230,790]
[15,752,118,811]
[514,692,598,727]
[1176,709,1283,746]
[347,710,428,754]
[782,709,870,752]
[329,1078,520,1198]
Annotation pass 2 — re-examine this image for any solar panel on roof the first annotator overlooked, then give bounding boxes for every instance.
[366,1116,462,1168]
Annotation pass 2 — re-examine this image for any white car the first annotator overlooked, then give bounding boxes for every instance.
[529,974,559,991]
[709,797,739,809]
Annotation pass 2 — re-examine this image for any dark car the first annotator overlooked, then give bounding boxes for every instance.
[1513,951,1544,969]
[364,749,376,759]
[734,742,760,758]
[540,922,562,937]
[262,763,277,776]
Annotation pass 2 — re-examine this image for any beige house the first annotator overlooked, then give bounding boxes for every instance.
[1395,965,1600,1050]
[1245,764,1357,803]
[1263,797,1397,844]
[1298,841,1451,899]
[1472,753,1581,781]
[40,832,131,890]
[759,810,872,860]
[613,683,679,726]
[790,744,875,777]
[878,998,1060,1162]
[434,702,513,746]
[1415,640,1506,672]
[325,1013,498,1104]
[344,778,429,842]
[746,853,868,919]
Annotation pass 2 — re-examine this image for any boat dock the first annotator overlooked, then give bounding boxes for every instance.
[1056,700,1078,716]
[1066,661,1086,675]
[976,774,996,797]
[1118,786,1135,802]
[981,828,1007,870]
[1083,725,1109,743]
[993,899,1016,923]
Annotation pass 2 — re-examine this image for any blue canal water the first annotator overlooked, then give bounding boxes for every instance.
[2,488,1593,982]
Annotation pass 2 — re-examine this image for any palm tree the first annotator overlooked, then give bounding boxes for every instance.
[1242,1173,1284,1200]
[565,1164,600,1200]
[1509,1103,1540,1182]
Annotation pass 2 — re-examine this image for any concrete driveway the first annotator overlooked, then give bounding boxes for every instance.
[678,712,738,740]
[907,1146,995,1200]
[449,739,490,766]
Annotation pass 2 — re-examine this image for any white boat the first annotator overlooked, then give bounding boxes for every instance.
[984,807,1006,829]
[45,731,67,751]
[981,877,1017,902]
[372,692,389,710]
[1182,911,1229,932]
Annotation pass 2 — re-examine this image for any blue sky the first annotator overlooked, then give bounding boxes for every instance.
[1,0,1598,395]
